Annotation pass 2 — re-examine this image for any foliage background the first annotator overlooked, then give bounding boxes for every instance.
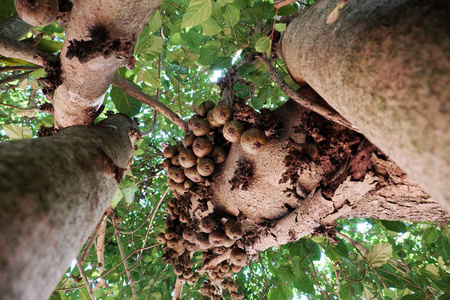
[0,0,449,299]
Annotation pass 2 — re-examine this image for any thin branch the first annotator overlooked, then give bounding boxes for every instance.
[172,278,184,300]
[93,217,108,291]
[198,248,232,274]
[110,209,138,300]
[79,211,108,263]
[0,35,53,66]
[76,257,96,300]
[256,55,359,132]
[0,71,32,85]
[258,253,269,300]
[112,75,188,133]
[0,66,42,73]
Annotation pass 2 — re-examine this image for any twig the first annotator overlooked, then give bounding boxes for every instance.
[198,248,232,274]
[76,257,96,300]
[93,217,108,291]
[0,66,42,73]
[0,71,32,85]
[139,186,170,257]
[79,211,108,263]
[110,210,138,300]
[112,76,188,133]
[0,35,53,66]
[256,55,359,132]
[258,253,269,300]
[172,278,184,300]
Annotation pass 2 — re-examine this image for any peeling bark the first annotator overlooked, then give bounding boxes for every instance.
[0,114,138,300]
[282,0,450,211]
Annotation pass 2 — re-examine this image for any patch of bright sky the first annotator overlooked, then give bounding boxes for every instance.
[209,50,242,83]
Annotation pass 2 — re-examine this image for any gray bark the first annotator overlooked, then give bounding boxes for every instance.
[0,114,138,300]
[281,0,450,211]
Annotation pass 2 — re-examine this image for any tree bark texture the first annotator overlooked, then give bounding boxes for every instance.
[200,100,449,254]
[52,0,161,128]
[282,0,450,211]
[0,114,138,300]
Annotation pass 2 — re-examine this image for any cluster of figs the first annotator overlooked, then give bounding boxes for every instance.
[156,100,269,299]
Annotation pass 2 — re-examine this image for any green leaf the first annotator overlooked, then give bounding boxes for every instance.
[422,227,440,245]
[277,265,296,282]
[202,17,222,36]
[238,63,256,77]
[268,285,292,300]
[180,29,203,50]
[110,86,142,116]
[29,69,47,79]
[223,5,240,27]
[124,186,137,205]
[255,36,271,53]
[36,38,63,53]
[362,284,375,300]
[436,235,450,262]
[2,124,33,140]
[294,272,315,294]
[252,86,270,109]
[13,108,36,118]
[181,0,212,29]
[148,10,163,32]
[110,189,123,209]
[366,243,392,268]
[380,220,407,233]
[198,44,220,65]
[274,23,286,32]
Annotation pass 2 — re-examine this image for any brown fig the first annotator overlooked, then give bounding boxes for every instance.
[240,128,268,154]
[195,232,210,249]
[188,115,201,131]
[229,248,247,266]
[210,146,227,164]
[166,238,178,248]
[207,110,222,128]
[199,215,216,233]
[191,117,210,137]
[156,233,167,244]
[184,166,205,183]
[197,100,216,117]
[223,238,236,248]
[168,166,185,183]
[171,153,181,166]
[183,268,194,279]
[178,147,197,168]
[223,120,244,143]
[15,0,58,27]
[187,273,199,285]
[184,259,194,269]
[162,158,172,171]
[197,157,215,177]
[224,219,243,240]
[168,197,177,207]
[183,131,196,147]
[164,229,176,240]
[219,261,231,273]
[174,264,184,276]
[165,205,173,214]
[183,179,195,190]
[212,102,232,125]
[231,264,242,273]
[185,242,197,252]
[192,136,213,158]
[163,144,177,158]
[209,228,227,246]
[179,212,189,223]
[182,227,196,241]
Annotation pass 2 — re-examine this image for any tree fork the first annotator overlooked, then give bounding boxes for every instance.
[0,114,138,300]
[282,0,450,210]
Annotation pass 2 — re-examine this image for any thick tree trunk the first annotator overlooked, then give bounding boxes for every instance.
[0,114,138,300]
[281,0,450,211]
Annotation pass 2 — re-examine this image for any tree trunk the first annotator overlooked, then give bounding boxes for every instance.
[0,114,138,300]
[281,0,450,211]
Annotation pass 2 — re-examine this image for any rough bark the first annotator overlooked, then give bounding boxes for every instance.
[281,0,450,211]
[0,114,138,300]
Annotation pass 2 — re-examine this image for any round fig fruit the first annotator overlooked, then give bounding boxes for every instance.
[191,117,210,137]
[15,0,58,26]
[229,248,247,266]
[209,228,227,246]
[171,153,181,166]
[179,212,189,223]
[163,144,177,158]
[167,238,178,249]
[240,128,268,154]
[199,215,216,233]
[174,264,184,276]
[184,166,205,183]
[164,229,176,240]
[210,146,227,164]
[212,102,232,125]
[197,157,215,177]
[165,205,173,214]
[187,273,199,285]
[183,268,194,279]
[224,219,243,240]
[182,227,195,241]
[188,115,200,131]
[231,264,242,273]
[156,233,167,244]
[183,131,196,147]
[223,120,244,143]
[185,242,197,252]
[192,136,213,158]
[162,158,172,171]
[184,259,194,269]
[178,147,197,169]
[207,110,222,128]
[223,238,236,248]
[219,261,231,273]
[183,179,195,190]
[197,100,216,117]
[168,166,185,183]
[168,197,177,207]
[195,232,210,249]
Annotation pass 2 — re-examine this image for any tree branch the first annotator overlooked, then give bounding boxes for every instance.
[172,278,184,300]
[112,76,188,132]
[76,257,96,300]
[256,55,359,132]
[0,66,42,73]
[0,36,53,65]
